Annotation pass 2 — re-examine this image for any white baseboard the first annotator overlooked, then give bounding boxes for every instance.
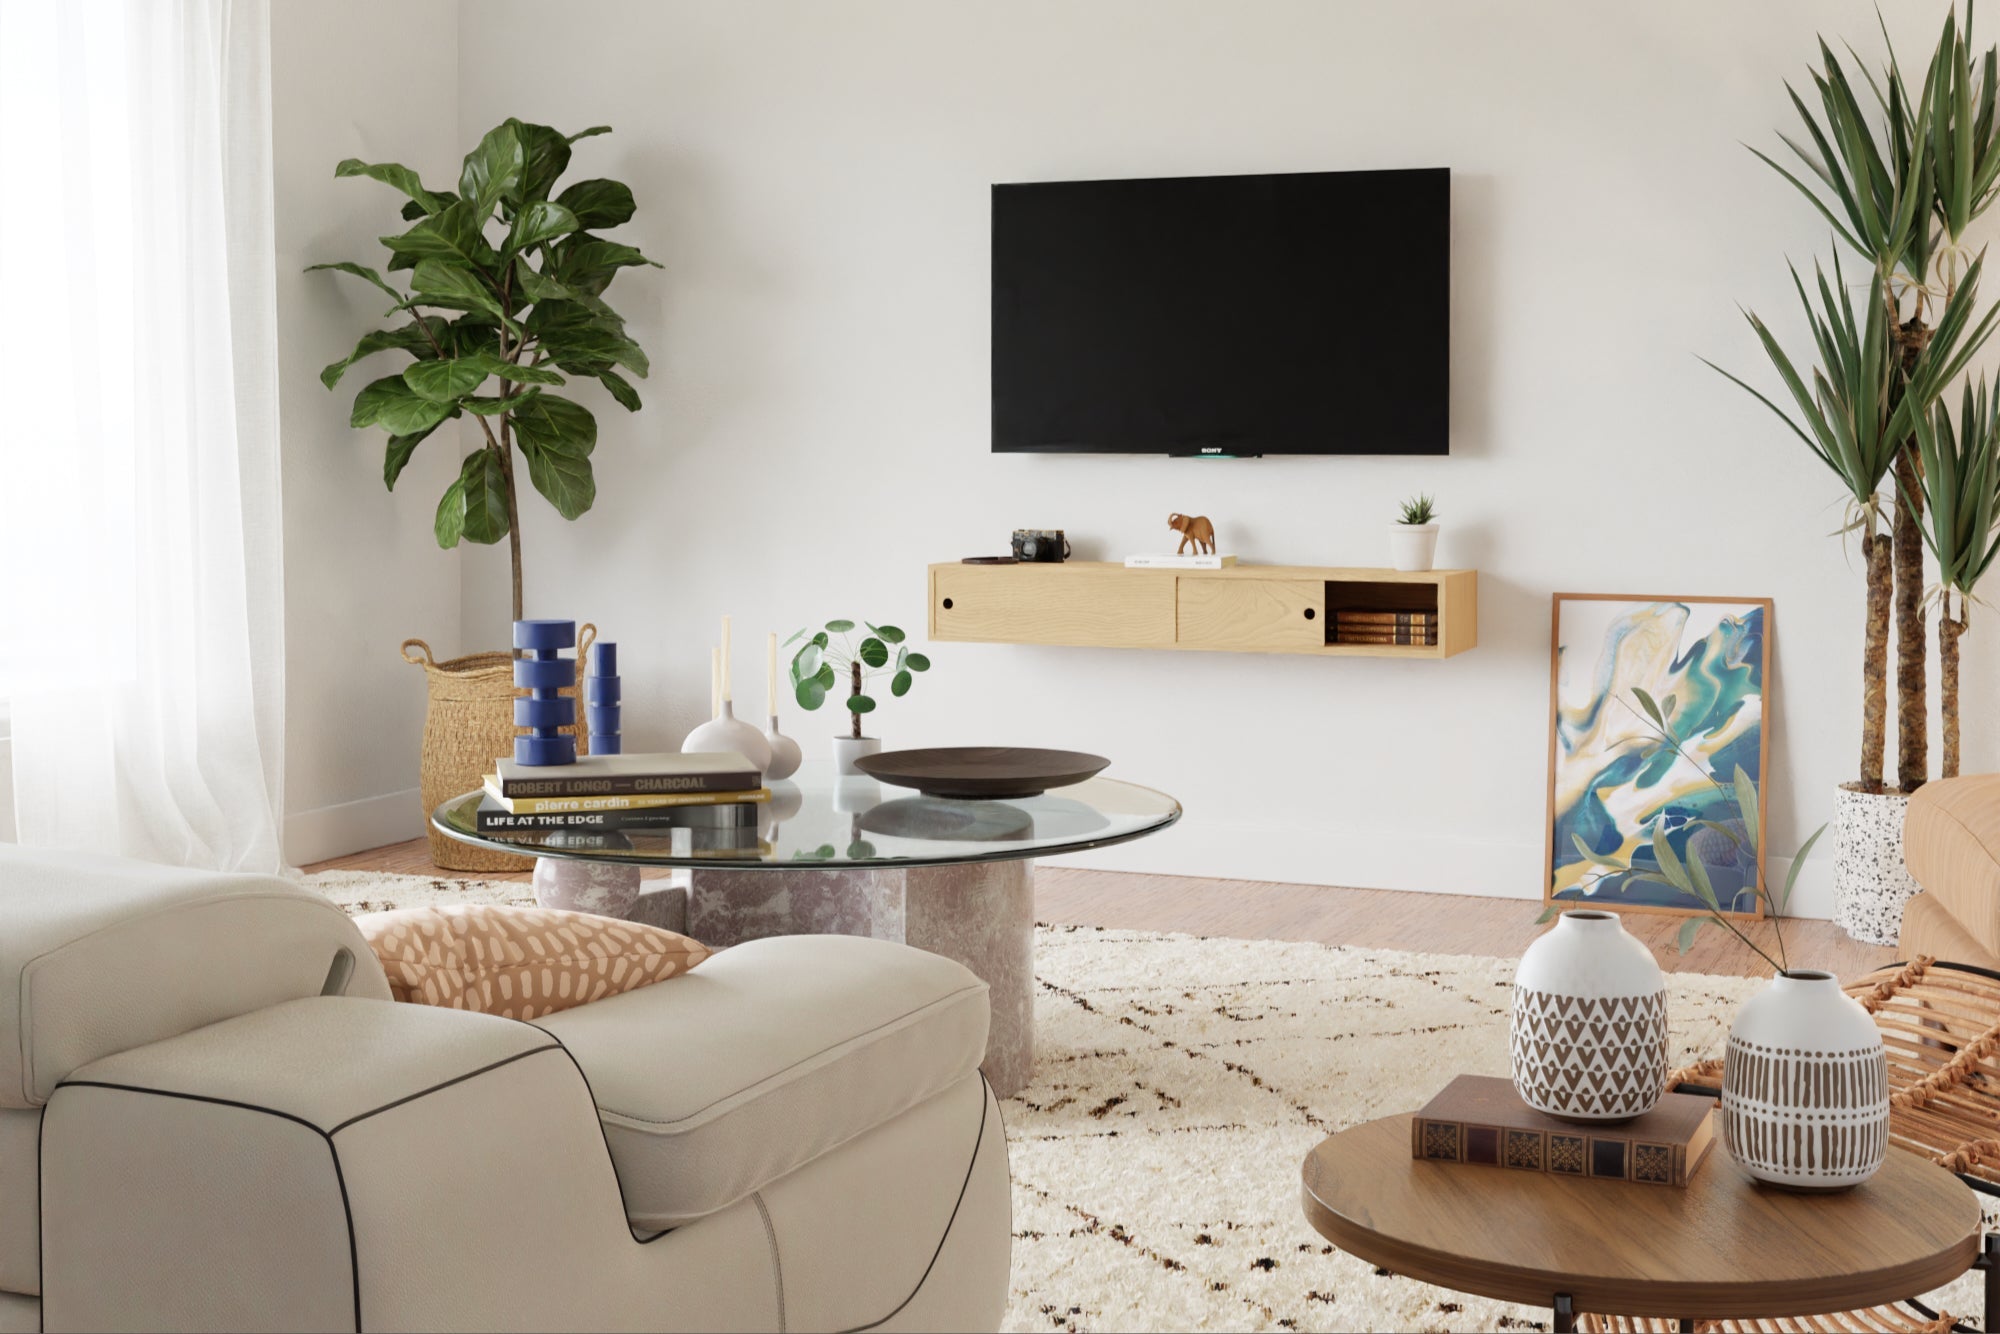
[285,787,423,866]
[1056,819,1838,922]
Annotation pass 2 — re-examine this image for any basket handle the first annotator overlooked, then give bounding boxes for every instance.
[578,622,597,666]
[401,638,436,667]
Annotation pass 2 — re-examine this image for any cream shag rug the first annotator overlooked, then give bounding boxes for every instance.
[309,872,1989,1333]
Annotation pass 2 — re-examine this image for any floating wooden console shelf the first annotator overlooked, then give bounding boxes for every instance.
[927,562,1477,659]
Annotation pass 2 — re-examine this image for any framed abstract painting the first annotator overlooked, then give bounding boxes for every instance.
[1544,593,1773,919]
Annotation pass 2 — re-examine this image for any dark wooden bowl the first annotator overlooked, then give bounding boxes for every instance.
[853,746,1110,798]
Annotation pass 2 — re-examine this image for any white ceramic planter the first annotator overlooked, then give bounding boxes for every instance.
[831,735,882,776]
[762,715,802,781]
[1721,970,1887,1191]
[1831,784,1921,945]
[682,699,773,773]
[1510,910,1669,1121]
[1389,523,1439,572]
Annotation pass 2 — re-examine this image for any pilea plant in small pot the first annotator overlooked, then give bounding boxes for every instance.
[1389,493,1438,572]
[785,620,932,774]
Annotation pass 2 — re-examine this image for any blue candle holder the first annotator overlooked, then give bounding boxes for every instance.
[512,619,577,766]
[586,640,622,756]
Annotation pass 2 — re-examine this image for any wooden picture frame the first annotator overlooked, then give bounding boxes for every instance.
[1543,593,1775,920]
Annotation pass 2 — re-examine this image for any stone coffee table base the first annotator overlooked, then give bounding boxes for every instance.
[534,856,1036,1098]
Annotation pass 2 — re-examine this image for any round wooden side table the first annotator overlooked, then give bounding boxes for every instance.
[1300,1114,1991,1331]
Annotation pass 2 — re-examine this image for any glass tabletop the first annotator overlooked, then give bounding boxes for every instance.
[431,764,1181,869]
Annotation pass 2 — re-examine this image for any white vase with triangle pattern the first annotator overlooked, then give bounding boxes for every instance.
[1509,910,1669,1122]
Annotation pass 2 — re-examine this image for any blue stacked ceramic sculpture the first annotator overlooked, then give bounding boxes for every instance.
[586,641,622,755]
[513,619,577,766]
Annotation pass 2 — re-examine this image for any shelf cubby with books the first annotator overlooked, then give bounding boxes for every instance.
[928,562,1476,659]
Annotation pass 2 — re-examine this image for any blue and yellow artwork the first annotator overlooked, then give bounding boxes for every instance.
[1545,595,1772,917]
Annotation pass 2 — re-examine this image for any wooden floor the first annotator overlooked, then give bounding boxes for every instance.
[307,838,1896,980]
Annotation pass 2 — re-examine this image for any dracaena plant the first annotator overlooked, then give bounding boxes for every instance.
[786,621,932,738]
[310,119,660,622]
[1729,7,2000,793]
[1906,377,2000,777]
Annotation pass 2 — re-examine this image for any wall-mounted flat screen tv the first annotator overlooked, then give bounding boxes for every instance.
[991,167,1449,456]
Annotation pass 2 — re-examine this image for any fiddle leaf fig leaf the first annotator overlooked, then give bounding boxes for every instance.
[510,394,597,519]
[408,259,510,327]
[504,200,579,257]
[379,200,497,269]
[555,178,636,229]
[334,158,441,212]
[456,448,512,545]
[508,121,572,204]
[350,375,453,435]
[306,260,404,306]
[402,355,496,403]
[597,368,642,412]
[461,389,537,415]
[459,120,525,213]
[434,478,466,549]
[320,317,447,389]
[383,421,439,490]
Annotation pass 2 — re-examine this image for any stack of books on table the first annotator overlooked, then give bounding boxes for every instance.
[475,751,767,835]
[1412,1075,1717,1187]
[1334,607,1438,646]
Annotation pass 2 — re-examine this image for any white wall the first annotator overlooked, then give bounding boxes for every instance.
[278,1,2000,909]
[272,0,465,863]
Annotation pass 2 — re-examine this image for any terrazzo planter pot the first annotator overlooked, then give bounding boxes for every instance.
[1831,784,1922,945]
[1510,910,1669,1122]
[1389,523,1439,572]
[832,735,882,776]
[1721,970,1888,1191]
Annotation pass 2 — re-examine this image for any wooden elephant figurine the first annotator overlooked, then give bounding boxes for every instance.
[1168,513,1216,556]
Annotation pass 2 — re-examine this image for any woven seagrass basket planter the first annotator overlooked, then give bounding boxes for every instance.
[402,625,594,872]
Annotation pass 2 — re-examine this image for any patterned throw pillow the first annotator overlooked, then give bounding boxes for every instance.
[355,905,709,1021]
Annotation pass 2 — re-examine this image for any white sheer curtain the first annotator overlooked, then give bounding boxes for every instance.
[0,0,286,871]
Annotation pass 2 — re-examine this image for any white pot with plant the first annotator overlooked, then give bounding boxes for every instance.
[1389,493,1438,571]
[786,619,933,774]
[1709,13,2000,945]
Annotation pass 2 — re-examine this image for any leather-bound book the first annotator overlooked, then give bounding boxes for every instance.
[1411,1074,1717,1187]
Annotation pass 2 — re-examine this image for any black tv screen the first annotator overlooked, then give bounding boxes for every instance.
[991,168,1449,456]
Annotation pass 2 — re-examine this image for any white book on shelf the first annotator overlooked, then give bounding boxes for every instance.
[1123,553,1238,569]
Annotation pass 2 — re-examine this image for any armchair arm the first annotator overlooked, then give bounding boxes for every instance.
[39,996,780,1333]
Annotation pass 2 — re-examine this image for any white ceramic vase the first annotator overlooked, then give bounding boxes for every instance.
[831,735,882,777]
[1721,970,1887,1191]
[682,700,772,773]
[1831,784,1921,946]
[763,715,802,781]
[1510,910,1669,1121]
[1389,523,1439,572]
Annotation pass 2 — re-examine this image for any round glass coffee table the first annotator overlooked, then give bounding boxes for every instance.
[433,766,1180,1096]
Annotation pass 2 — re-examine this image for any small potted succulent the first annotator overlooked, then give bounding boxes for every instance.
[1390,493,1439,571]
[786,620,932,774]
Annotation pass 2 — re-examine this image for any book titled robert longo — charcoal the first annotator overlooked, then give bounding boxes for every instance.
[494,751,761,799]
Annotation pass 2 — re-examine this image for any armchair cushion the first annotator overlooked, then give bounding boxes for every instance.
[1903,773,2000,957]
[532,933,990,1231]
[0,845,391,1109]
[356,904,710,1021]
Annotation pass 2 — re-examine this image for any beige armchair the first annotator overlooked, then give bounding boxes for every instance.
[0,845,1010,1333]
[1901,773,2000,970]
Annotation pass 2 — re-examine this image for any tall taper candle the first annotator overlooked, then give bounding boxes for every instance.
[767,632,778,718]
[709,645,720,718]
[721,614,733,701]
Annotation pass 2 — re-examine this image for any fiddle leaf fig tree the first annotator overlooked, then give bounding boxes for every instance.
[310,119,660,621]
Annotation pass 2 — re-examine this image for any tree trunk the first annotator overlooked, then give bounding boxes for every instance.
[1941,605,1968,780]
[499,420,524,624]
[851,659,863,739]
[1892,446,1928,791]
[1861,530,1893,793]
[1892,314,1931,793]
